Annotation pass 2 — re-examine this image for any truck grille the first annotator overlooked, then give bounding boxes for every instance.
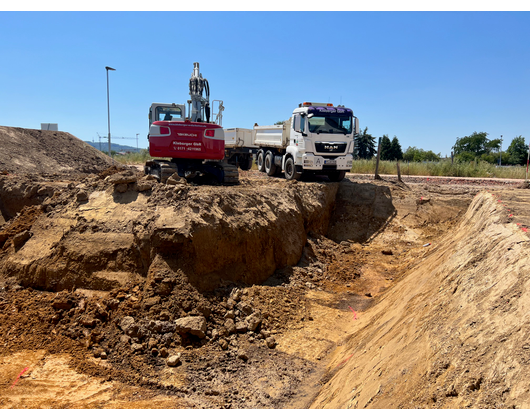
[315,142,347,154]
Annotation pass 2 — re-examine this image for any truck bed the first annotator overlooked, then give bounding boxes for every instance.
[253,124,289,149]
[223,128,255,149]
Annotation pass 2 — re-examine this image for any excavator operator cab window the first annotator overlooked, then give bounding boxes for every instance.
[155,106,183,122]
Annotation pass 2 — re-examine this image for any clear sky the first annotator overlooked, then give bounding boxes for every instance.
[1,9,529,156]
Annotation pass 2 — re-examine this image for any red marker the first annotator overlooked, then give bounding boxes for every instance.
[348,306,358,320]
[11,367,29,388]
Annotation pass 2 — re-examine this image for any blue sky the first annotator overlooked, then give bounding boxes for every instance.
[0,11,529,156]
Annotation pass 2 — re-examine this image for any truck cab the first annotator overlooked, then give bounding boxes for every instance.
[287,102,359,174]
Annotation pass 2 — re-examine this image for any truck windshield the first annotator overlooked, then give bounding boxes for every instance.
[308,115,352,134]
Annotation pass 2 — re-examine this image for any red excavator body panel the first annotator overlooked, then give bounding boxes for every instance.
[148,120,225,161]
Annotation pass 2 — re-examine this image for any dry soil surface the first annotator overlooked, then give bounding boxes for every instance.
[1,126,530,409]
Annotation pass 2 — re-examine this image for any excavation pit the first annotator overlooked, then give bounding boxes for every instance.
[1,124,529,408]
[3,163,513,408]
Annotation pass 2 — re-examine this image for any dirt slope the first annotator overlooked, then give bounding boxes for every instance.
[311,189,530,409]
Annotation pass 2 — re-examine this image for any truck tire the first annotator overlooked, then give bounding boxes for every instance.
[257,150,265,172]
[328,170,346,182]
[284,157,302,181]
[239,155,253,171]
[264,151,277,177]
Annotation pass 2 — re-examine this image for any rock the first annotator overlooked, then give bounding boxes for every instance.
[143,296,160,309]
[108,171,137,185]
[226,298,236,310]
[237,351,249,361]
[52,297,74,311]
[120,316,136,335]
[236,301,253,316]
[100,351,108,360]
[224,318,236,334]
[136,180,154,192]
[382,250,393,255]
[235,321,248,333]
[265,337,276,349]
[246,312,263,331]
[224,310,235,319]
[159,347,169,358]
[230,289,242,302]
[12,230,32,248]
[119,335,131,344]
[167,353,181,367]
[148,337,158,349]
[80,316,97,328]
[219,339,229,350]
[131,343,143,353]
[174,316,207,338]
[260,330,271,339]
[166,173,187,185]
[76,191,88,202]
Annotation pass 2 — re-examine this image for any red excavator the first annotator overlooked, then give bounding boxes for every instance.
[144,62,238,184]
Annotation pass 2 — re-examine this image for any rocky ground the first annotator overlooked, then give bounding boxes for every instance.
[0,126,529,409]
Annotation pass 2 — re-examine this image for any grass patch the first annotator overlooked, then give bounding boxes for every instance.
[351,159,527,179]
[110,152,527,180]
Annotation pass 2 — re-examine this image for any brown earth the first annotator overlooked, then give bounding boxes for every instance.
[0,126,529,409]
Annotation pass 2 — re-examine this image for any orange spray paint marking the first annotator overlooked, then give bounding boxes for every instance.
[11,367,29,388]
[509,214,513,218]
[522,227,528,233]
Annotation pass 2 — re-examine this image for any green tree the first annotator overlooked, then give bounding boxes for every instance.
[506,135,527,165]
[453,132,502,157]
[403,146,440,162]
[355,127,376,159]
[380,135,392,160]
[390,136,403,160]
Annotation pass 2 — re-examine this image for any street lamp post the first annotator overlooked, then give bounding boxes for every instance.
[106,66,116,159]
[499,135,503,166]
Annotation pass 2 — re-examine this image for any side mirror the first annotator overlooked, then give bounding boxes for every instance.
[307,113,314,119]
[354,117,360,135]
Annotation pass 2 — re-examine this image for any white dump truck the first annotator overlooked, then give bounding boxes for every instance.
[223,128,255,171]
[230,102,359,182]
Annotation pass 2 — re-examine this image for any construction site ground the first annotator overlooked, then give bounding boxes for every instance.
[1,126,530,409]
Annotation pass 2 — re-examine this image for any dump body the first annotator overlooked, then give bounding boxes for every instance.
[253,122,291,149]
[223,128,255,149]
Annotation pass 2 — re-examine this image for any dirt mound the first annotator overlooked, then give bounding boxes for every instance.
[0,126,113,175]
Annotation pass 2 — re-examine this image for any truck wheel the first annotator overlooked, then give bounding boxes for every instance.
[239,155,253,171]
[328,170,346,182]
[257,151,265,172]
[284,157,302,181]
[264,151,277,177]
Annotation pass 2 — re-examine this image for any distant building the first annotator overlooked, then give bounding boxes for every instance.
[41,123,58,131]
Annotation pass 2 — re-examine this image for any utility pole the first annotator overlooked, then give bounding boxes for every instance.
[136,133,139,153]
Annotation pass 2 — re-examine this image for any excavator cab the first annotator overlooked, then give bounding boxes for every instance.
[149,103,185,126]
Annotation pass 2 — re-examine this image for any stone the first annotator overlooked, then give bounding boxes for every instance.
[235,321,248,333]
[12,230,32,248]
[131,343,143,353]
[167,354,181,367]
[114,183,128,193]
[224,318,236,334]
[166,173,187,185]
[76,191,88,202]
[143,296,160,309]
[265,337,276,349]
[230,289,242,302]
[119,335,130,344]
[159,347,169,358]
[136,180,154,192]
[108,171,137,185]
[246,312,263,332]
[174,316,207,338]
[219,339,229,350]
[120,316,136,335]
[236,301,253,317]
[226,298,236,310]
[224,310,235,319]
[237,351,249,361]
